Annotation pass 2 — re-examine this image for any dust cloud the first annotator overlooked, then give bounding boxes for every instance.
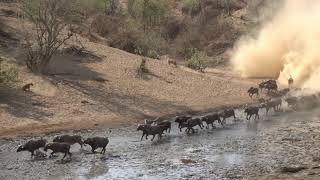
[232,0,320,90]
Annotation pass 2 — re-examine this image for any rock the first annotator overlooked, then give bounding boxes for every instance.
[189,149,201,153]
[311,165,320,169]
[181,159,196,164]
[308,172,316,176]
[81,100,89,104]
[281,166,307,173]
[31,102,43,106]
[313,157,320,162]
[93,77,108,83]
[281,135,301,142]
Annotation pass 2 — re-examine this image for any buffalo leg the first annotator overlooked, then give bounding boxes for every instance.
[191,128,195,134]
[151,135,156,141]
[50,152,55,158]
[141,133,145,141]
[199,123,203,129]
[211,123,215,128]
[63,153,67,160]
[91,147,96,153]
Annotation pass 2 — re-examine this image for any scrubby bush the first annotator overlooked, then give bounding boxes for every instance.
[77,0,105,10]
[186,48,208,71]
[134,30,168,59]
[107,17,168,59]
[22,0,74,74]
[128,0,168,28]
[104,0,120,15]
[181,0,200,16]
[0,52,18,83]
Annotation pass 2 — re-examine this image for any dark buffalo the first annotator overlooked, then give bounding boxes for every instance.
[261,98,282,114]
[220,109,236,124]
[53,135,84,148]
[180,117,204,133]
[247,87,259,98]
[201,113,222,128]
[174,115,192,131]
[17,139,47,158]
[83,137,109,154]
[157,120,171,133]
[244,106,259,120]
[137,124,166,141]
[44,142,72,160]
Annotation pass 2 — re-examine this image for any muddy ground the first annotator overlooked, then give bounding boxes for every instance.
[1,107,320,180]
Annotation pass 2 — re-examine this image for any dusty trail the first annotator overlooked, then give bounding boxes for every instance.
[1,108,320,179]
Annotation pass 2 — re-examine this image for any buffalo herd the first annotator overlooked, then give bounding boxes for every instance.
[137,79,320,141]
[16,79,320,160]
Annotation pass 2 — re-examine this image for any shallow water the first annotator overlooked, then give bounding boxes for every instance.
[1,107,320,179]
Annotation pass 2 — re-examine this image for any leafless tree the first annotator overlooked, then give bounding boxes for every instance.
[22,0,73,74]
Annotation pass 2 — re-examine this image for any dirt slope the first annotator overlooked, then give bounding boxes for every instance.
[0,4,258,138]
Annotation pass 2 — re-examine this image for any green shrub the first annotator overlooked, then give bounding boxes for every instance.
[0,53,18,83]
[186,48,208,71]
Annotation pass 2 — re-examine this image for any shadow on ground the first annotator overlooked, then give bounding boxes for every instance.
[0,86,53,121]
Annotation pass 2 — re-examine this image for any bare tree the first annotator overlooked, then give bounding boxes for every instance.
[22,0,73,74]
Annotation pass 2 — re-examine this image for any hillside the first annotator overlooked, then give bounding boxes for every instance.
[0,1,264,138]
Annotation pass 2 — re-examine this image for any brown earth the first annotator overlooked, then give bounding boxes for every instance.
[0,2,262,138]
